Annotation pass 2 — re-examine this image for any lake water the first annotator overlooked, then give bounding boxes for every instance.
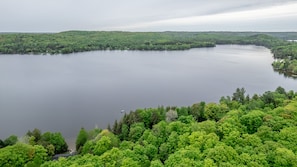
[0,45,296,148]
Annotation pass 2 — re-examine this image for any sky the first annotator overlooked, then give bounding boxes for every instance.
[0,0,297,32]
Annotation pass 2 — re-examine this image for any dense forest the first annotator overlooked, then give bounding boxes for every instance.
[0,31,294,54]
[1,87,297,166]
[0,31,297,77]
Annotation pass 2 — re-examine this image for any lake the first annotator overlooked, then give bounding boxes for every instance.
[0,45,296,148]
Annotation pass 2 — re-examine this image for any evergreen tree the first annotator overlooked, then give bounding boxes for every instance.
[107,124,111,131]
[112,120,118,135]
[0,139,4,148]
[232,88,246,104]
[76,127,88,152]
[3,135,18,146]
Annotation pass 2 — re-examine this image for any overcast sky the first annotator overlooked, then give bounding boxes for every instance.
[0,0,297,32]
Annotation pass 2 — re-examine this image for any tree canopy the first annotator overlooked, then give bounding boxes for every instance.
[26,87,297,166]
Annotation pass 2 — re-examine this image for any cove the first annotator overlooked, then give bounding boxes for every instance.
[0,45,296,148]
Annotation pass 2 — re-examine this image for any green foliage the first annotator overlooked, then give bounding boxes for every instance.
[152,121,168,145]
[274,148,297,167]
[13,128,70,156]
[0,139,4,148]
[3,135,18,146]
[45,144,55,157]
[40,132,68,154]
[206,144,239,166]
[87,128,102,140]
[150,159,164,167]
[41,154,103,167]
[232,88,246,104]
[178,115,195,124]
[0,143,48,167]
[0,31,291,55]
[0,31,218,55]
[190,102,206,122]
[272,57,297,77]
[164,147,202,167]
[81,141,95,155]
[3,87,297,166]
[93,136,112,156]
[129,123,145,142]
[277,127,297,153]
[240,110,265,134]
[121,157,140,167]
[27,128,42,143]
[81,129,119,155]
[191,120,216,134]
[76,127,88,152]
[205,103,228,121]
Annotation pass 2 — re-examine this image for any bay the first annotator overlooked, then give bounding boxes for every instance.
[0,45,296,148]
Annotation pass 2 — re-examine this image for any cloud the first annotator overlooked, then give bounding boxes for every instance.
[110,1,297,31]
[0,0,296,32]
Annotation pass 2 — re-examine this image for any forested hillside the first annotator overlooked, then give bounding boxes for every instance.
[0,31,216,54]
[2,87,297,166]
[0,31,292,55]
